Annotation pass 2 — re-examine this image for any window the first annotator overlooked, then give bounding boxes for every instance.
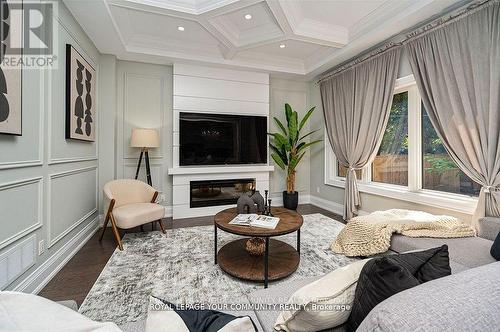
[422,107,481,196]
[324,75,479,214]
[372,92,408,186]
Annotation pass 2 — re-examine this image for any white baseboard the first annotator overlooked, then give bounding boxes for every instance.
[270,192,311,207]
[309,195,344,215]
[309,195,369,217]
[13,217,99,294]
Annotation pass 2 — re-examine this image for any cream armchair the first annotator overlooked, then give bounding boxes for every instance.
[101,179,165,250]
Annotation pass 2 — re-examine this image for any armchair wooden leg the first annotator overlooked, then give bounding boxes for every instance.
[110,214,123,251]
[99,214,110,241]
[158,219,166,234]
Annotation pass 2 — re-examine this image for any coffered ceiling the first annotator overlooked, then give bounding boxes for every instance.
[63,0,466,79]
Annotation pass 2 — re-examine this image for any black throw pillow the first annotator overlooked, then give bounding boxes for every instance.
[390,245,451,283]
[491,232,500,260]
[346,245,451,332]
[346,257,420,332]
[152,297,257,332]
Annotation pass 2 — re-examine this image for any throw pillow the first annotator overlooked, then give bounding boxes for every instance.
[146,296,257,332]
[390,245,451,282]
[347,245,451,331]
[274,259,371,332]
[491,232,500,260]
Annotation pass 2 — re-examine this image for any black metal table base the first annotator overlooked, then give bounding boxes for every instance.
[214,226,301,288]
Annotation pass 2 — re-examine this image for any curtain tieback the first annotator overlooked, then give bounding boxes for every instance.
[484,186,498,193]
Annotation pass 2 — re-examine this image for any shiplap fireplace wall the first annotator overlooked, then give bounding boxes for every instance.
[169,64,273,219]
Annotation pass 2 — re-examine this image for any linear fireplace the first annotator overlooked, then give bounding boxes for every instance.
[190,178,255,208]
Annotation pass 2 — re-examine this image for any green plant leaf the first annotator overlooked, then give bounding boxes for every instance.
[273,117,287,135]
[299,129,319,141]
[285,103,293,123]
[288,152,305,172]
[270,133,289,150]
[297,139,322,154]
[271,153,286,170]
[270,144,288,165]
[299,107,315,131]
[288,111,298,143]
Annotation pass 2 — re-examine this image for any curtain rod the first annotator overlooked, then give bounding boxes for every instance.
[317,0,495,84]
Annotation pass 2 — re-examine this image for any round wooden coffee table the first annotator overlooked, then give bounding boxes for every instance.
[214,207,303,288]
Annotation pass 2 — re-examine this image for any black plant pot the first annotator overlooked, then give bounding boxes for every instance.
[283,191,299,210]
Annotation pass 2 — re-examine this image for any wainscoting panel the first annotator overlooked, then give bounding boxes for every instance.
[48,23,98,164]
[47,167,98,248]
[123,73,165,159]
[0,69,44,170]
[123,162,164,193]
[0,178,43,250]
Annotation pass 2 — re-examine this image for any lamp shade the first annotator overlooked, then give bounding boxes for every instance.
[130,128,160,148]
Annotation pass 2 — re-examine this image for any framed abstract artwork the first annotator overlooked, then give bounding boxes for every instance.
[65,44,96,142]
[0,0,23,136]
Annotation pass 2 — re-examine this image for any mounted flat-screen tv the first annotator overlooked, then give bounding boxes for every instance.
[179,112,267,166]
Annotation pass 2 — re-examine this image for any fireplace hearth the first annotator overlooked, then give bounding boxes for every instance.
[190,178,255,208]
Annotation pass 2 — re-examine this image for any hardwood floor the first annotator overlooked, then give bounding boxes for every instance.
[38,204,342,306]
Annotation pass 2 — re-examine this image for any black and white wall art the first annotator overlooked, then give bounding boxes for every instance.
[66,44,96,141]
[0,0,22,136]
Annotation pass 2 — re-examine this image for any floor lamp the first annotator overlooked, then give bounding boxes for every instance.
[130,128,160,186]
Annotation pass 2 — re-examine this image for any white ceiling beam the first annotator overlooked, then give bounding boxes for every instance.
[264,0,294,36]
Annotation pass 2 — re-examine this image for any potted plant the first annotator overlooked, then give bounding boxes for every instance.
[269,103,321,210]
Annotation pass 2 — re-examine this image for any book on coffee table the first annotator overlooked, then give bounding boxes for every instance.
[229,214,280,229]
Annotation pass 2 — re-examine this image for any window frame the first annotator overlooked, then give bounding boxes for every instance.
[324,75,478,215]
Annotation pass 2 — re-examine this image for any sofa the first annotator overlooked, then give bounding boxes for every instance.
[57,217,500,332]
[246,216,500,331]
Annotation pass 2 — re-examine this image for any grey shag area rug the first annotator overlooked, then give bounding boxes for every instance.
[79,213,355,325]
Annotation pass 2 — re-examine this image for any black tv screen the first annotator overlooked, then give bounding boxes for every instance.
[180,112,267,166]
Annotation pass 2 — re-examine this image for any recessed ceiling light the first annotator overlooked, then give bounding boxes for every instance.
[279,44,286,49]
[244,14,252,20]
[177,26,185,31]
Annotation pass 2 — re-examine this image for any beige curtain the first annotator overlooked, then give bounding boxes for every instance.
[405,1,500,229]
[320,47,401,220]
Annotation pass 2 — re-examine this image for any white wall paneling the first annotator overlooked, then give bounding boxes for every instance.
[12,219,99,294]
[47,166,98,248]
[269,79,311,198]
[0,1,100,291]
[171,63,272,218]
[116,61,173,208]
[173,75,269,103]
[47,21,98,165]
[123,162,164,194]
[0,178,43,251]
[0,62,44,170]
[123,73,165,159]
